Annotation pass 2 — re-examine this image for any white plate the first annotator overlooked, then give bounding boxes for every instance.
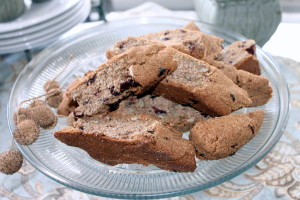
[0,0,90,54]
[0,0,84,40]
[0,0,80,33]
[0,1,85,45]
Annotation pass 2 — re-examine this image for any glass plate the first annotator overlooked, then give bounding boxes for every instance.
[8,17,290,199]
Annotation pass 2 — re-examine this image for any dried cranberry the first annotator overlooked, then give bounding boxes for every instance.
[187,42,195,51]
[93,88,101,96]
[162,37,170,41]
[108,102,120,112]
[109,86,121,96]
[147,130,155,134]
[230,94,236,102]
[101,97,109,102]
[120,79,141,92]
[157,68,168,78]
[86,74,96,86]
[152,106,167,114]
[118,42,125,49]
[73,111,84,118]
[248,124,255,134]
[246,44,255,55]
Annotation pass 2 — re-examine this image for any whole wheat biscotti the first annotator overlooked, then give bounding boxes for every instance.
[54,116,196,172]
[189,110,264,160]
[106,37,272,106]
[217,40,261,75]
[69,95,206,132]
[69,44,177,117]
[153,50,252,116]
[107,29,223,63]
[182,21,201,32]
[141,29,223,62]
[115,95,206,132]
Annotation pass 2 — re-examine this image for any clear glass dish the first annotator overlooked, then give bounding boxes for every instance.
[7,17,290,199]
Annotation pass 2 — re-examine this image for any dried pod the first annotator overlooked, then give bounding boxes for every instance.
[46,89,63,108]
[44,80,60,92]
[29,105,57,129]
[0,150,23,175]
[29,99,45,108]
[13,119,40,145]
[13,108,29,125]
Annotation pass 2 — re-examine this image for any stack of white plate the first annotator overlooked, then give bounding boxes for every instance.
[0,0,91,54]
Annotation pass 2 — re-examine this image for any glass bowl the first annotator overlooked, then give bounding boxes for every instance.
[7,17,290,199]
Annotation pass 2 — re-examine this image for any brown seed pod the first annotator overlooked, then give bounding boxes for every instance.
[0,150,23,175]
[29,99,45,108]
[44,80,60,92]
[13,108,29,125]
[13,119,40,145]
[46,89,63,108]
[29,105,57,129]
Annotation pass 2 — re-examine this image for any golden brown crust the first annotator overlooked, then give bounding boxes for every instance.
[54,122,196,172]
[189,110,264,160]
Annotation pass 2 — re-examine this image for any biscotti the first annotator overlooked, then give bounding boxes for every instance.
[107,29,224,63]
[153,49,252,116]
[69,95,207,132]
[189,110,264,160]
[182,21,201,32]
[106,37,272,107]
[54,116,196,172]
[69,44,177,117]
[141,29,223,62]
[217,40,261,75]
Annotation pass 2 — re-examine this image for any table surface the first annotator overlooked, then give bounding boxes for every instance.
[1,2,300,200]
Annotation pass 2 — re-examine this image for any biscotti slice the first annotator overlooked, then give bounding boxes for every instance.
[106,37,272,107]
[182,21,201,32]
[69,44,177,116]
[54,116,196,172]
[189,110,264,160]
[106,37,153,59]
[217,40,261,75]
[109,95,206,132]
[154,50,252,116]
[141,29,223,62]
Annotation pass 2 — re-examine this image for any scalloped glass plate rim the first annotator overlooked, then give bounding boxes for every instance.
[7,17,290,199]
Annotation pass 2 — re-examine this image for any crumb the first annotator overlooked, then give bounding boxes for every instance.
[0,150,23,175]
[13,119,40,145]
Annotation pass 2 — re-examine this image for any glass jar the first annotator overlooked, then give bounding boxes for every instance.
[194,0,282,46]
